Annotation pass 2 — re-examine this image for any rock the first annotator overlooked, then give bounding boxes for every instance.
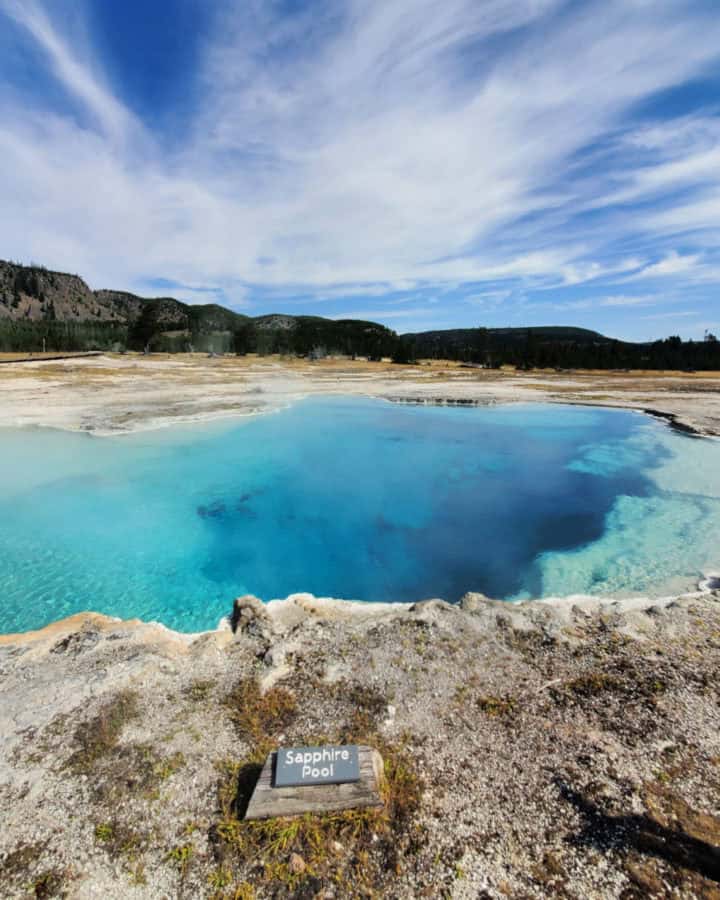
[409,599,456,625]
[263,645,286,668]
[231,595,273,637]
[459,592,493,612]
[289,853,306,875]
[410,599,453,613]
[383,704,396,729]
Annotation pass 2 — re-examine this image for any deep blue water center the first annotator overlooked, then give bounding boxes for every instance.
[1,398,719,634]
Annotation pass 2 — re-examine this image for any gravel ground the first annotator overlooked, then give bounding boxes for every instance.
[1,590,719,899]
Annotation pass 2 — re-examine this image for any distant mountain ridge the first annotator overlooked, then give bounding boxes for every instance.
[0,259,717,370]
[0,259,615,343]
[0,260,400,356]
[0,260,248,329]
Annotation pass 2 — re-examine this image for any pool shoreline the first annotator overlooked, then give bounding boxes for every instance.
[2,578,719,643]
[1,358,719,637]
[0,353,718,437]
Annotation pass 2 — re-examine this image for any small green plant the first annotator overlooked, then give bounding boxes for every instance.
[166,843,194,879]
[92,817,150,870]
[208,866,233,890]
[94,822,113,843]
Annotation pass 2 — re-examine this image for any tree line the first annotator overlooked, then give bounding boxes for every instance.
[401,327,720,370]
[0,317,718,371]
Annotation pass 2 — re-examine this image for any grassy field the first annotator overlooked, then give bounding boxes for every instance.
[1,349,718,375]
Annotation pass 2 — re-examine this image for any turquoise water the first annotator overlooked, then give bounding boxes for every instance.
[0,397,719,634]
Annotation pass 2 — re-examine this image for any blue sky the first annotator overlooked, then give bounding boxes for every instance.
[1,0,719,340]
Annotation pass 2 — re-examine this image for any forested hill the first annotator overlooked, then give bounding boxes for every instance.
[401,324,720,369]
[401,325,618,368]
[0,261,398,357]
[0,260,718,368]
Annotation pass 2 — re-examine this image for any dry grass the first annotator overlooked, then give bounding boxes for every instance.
[224,677,298,751]
[2,351,718,394]
[65,689,140,773]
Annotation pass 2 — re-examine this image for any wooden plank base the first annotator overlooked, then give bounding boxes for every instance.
[244,746,384,820]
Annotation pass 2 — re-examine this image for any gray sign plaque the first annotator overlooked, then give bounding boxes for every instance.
[274,745,360,788]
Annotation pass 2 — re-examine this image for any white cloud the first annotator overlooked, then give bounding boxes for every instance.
[599,294,657,308]
[629,251,702,279]
[329,307,431,321]
[535,293,659,312]
[0,0,136,143]
[618,249,720,286]
[0,0,719,307]
[639,310,699,320]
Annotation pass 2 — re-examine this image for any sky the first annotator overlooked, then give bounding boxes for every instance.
[0,0,719,340]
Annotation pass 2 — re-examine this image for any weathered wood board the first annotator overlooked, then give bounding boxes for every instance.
[244,745,384,820]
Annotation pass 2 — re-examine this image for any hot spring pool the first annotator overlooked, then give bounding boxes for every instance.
[0,397,718,634]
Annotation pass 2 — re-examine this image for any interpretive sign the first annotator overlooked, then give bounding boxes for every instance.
[274,745,360,787]
[244,744,384,820]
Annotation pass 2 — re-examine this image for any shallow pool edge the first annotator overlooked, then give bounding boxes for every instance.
[2,579,719,643]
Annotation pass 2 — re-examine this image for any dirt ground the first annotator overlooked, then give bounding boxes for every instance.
[0,353,718,436]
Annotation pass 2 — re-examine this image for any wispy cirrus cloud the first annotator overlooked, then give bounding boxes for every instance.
[0,0,719,338]
[0,0,135,142]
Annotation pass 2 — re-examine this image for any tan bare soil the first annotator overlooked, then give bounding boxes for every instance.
[0,353,718,436]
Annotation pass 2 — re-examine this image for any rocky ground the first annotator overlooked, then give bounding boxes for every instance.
[0,353,718,437]
[1,590,720,899]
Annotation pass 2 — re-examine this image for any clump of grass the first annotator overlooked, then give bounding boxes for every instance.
[31,868,68,899]
[558,672,623,699]
[185,678,216,702]
[166,843,194,879]
[209,878,255,900]
[477,694,518,718]
[87,741,184,807]
[224,677,297,748]
[93,819,149,860]
[332,680,390,737]
[94,823,113,843]
[65,689,139,772]
[551,663,668,705]
[93,817,152,885]
[154,750,186,781]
